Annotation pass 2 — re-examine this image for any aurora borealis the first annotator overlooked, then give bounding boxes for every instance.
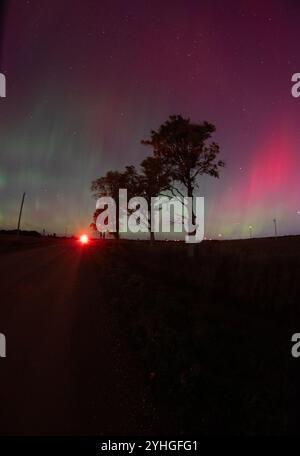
[0,0,300,238]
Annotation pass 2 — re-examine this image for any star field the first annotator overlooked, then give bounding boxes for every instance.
[0,0,300,238]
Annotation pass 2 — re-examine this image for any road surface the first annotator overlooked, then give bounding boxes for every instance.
[0,240,153,435]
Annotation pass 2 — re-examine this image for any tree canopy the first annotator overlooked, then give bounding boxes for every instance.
[91,114,225,240]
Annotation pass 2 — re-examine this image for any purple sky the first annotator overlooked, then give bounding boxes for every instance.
[0,0,300,238]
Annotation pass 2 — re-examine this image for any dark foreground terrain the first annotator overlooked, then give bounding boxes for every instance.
[0,234,299,435]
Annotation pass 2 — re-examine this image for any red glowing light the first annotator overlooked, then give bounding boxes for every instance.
[79,234,89,244]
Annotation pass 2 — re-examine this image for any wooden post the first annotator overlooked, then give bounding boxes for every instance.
[17,192,26,235]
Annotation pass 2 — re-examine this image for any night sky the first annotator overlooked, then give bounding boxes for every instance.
[0,0,300,238]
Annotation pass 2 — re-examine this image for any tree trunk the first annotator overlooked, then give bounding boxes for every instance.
[187,181,196,233]
[150,230,155,243]
[148,200,155,244]
[187,180,195,257]
[115,201,120,240]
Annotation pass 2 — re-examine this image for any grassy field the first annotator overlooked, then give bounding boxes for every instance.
[1,234,300,434]
[99,237,300,434]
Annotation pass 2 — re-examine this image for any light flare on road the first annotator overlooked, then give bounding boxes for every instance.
[79,234,89,245]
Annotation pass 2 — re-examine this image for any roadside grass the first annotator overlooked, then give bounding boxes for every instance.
[100,237,300,434]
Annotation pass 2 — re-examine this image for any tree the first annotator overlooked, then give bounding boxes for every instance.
[142,115,225,230]
[91,161,170,241]
[92,169,127,239]
[91,166,141,239]
[137,156,171,242]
